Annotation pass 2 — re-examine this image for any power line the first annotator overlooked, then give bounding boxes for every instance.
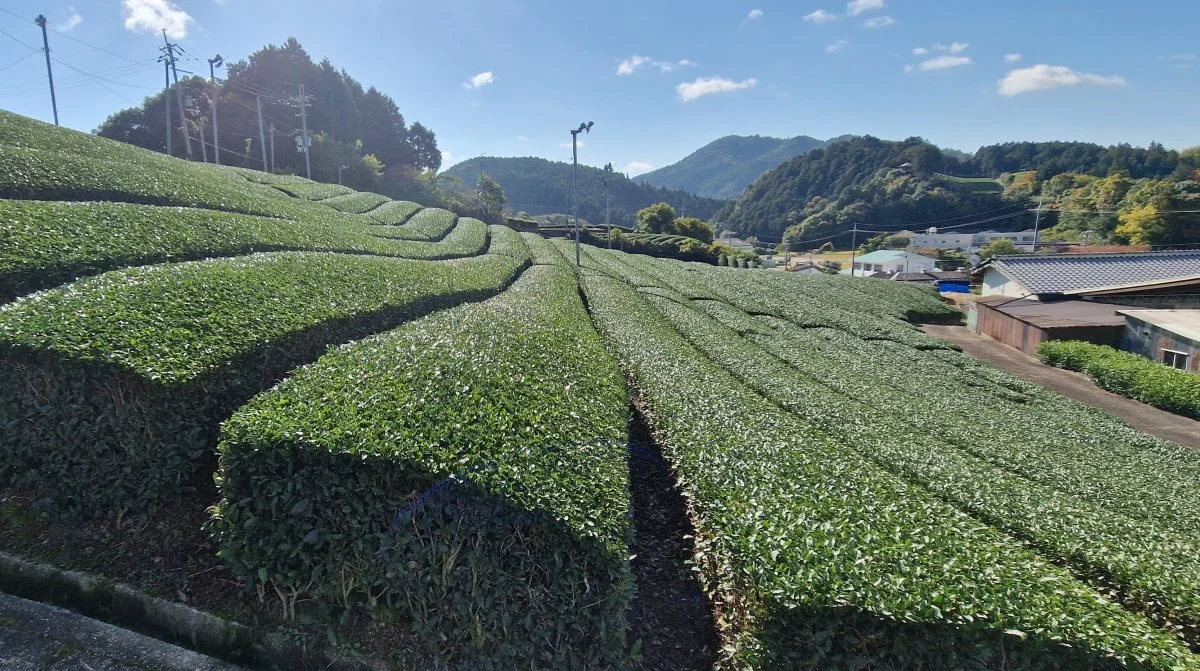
[0,26,39,51]
[0,49,38,73]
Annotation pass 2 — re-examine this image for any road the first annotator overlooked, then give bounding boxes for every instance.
[924,325,1200,450]
[0,592,241,671]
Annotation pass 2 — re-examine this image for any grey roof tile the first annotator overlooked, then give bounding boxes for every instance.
[992,250,1200,294]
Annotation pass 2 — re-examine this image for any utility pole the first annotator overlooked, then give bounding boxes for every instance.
[569,121,593,266]
[338,164,347,185]
[196,106,208,162]
[290,84,313,179]
[208,55,223,164]
[161,30,192,160]
[33,16,58,126]
[1031,188,1047,253]
[849,223,860,278]
[601,163,613,248]
[478,158,484,214]
[162,58,172,155]
[256,96,268,171]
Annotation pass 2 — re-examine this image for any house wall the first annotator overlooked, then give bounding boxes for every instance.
[910,233,975,250]
[1121,319,1200,372]
[981,268,1029,298]
[976,302,1047,355]
[882,257,937,274]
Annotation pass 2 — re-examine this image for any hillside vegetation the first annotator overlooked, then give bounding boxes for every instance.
[3,110,1200,669]
[442,155,727,228]
[635,134,837,199]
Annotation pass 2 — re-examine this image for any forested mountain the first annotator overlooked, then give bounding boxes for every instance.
[96,38,439,195]
[635,134,835,199]
[442,156,727,228]
[716,135,1198,249]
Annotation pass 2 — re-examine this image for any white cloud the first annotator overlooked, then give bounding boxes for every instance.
[463,71,494,89]
[625,160,653,176]
[676,76,758,102]
[999,64,1127,96]
[864,15,894,28]
[826,40,850,53]
[617,55,696,76]
[56,8,82,32]
[912,47,929,56]
[1005,53,1023,63]
[903,64,915,73]
[517,136,529,142]
[803,9,838,24]
[558,140,585,149]
[919,55,972,71]
[948,42,970,53]
[122,0,192,39]
[746,8,763,20]
[441,151,456,166]
[1169,53,1198,60]
[847,0,886,16]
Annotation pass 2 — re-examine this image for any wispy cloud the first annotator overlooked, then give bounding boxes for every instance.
[617,55,696,76]
[948,42,970,53]
[999,64,1126,96]
[676,76,758,102]
[558,140,586,149]
[517,136,529,142]
[919,55,972,71]
[1169,53,1198,61]
[625,160,653,176]
[826,40,850,53]
[864,15,894,29]
[1005,53,1023,63]
[847,0,886,16]
[56,8,82,32]
[463,71,494,89]
[122,0,192,39]
[746,8,764,20]
[441,150,456,166]
[912,47,929,56]
[803,9,838,24]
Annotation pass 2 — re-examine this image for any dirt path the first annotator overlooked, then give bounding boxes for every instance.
[924,325,1200,450]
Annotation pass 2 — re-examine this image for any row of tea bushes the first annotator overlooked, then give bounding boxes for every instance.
[1040,340,1200,420]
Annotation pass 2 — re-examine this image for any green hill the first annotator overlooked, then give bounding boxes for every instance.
[635,134,837,199]
[442,155,726,227]
[3,109,1200,670]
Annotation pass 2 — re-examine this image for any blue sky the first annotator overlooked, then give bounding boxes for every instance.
[1,0,1198,177]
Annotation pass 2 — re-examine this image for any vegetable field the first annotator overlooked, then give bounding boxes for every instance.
[3,110,1200,670]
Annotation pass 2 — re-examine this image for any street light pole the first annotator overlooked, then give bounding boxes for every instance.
[338,164,347,185]
[601,163,613,249]
[208,55,223,164]
[570,121,593,266]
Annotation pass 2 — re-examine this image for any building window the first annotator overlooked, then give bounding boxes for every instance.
[1162,349,1190,370]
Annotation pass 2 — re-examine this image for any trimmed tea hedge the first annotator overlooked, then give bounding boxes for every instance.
[520,232,568,266]
[0,245,529,513]
[579,271,1198,670]
[1040,340,1200,420]
[319,191,391,214]
[392,207,458,241]
[368,200,423,226]
[273,182,354,200]
[640,290,1200,647]
[211,264,631,668]
[0,200,488,301]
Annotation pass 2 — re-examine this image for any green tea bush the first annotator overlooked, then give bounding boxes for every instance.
[520,232,568,266]
[1040,340,1200,419]
[368,200,423,226]
[0,244,528,513]
[0,200,488,301]
[579,272,1198,670]
[394,207,457,240]
[211,265,631,668]
[319,191,391,214]
[273,182,354,200]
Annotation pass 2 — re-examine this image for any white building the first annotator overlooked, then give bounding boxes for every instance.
[909,229,1039,252]
[841,250,939,278]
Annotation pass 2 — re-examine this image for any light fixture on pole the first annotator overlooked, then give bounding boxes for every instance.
[338,164,348,185]
[570,121,593,266]
[207,55,223,164]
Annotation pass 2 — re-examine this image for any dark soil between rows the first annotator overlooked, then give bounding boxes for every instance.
[624,407,719,671]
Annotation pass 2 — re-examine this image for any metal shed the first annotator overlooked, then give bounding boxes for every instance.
[975,297,1137,356]
[1118,310,1200,372]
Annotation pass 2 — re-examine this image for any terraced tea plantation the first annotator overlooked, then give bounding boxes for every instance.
[3,110,1200,670]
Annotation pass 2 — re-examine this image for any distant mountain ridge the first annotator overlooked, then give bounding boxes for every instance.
[636,134,854,199]
[442,156,727,228]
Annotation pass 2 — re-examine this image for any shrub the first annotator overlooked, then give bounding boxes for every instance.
[1039,340,1200,419]
[0,240,529,513]
[368,200,423,226]
[579,271,1198,670]
[0,200,488,301]
[319,191,391,214]
[210,265,631,668]
[273,182,353,200]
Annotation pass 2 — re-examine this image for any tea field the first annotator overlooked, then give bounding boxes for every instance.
[2,110,1200,670]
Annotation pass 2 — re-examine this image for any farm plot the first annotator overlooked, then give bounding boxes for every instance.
[0,200,489,301]
[578,270,1198,670]
[319,190,391,214]
[211,263,632,668]
[0,238,528,513]
[272,181,354,200]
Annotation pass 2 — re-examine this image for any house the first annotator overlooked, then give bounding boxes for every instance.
[973,297,1138,355]
[975,250,1200,301]
[842,250,938,278]
[909,231,977,251]
[1119,310,1200,372]
[975,230,1039,251]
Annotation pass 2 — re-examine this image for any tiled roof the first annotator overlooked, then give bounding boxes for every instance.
[986,250,1200,295]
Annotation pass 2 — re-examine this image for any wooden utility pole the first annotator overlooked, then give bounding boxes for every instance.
[161,30,192,160]
[256,96,268,171]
